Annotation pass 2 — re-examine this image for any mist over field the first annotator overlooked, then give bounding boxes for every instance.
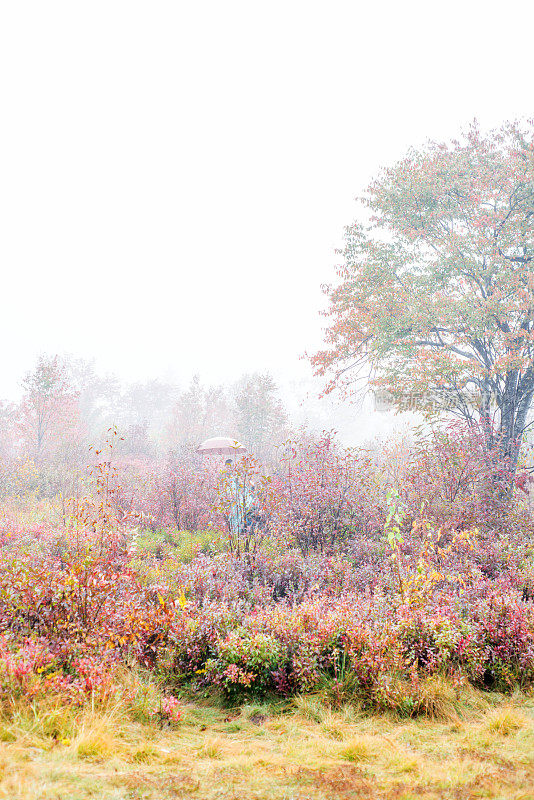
[0,1,531,455]
[1,2,532,409]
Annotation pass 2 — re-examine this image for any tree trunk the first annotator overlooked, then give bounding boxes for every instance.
[491,377,534,500]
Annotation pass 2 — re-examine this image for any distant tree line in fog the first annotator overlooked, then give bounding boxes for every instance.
[0,354,290,497]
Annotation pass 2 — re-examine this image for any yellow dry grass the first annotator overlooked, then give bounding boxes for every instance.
[1,690,533,799]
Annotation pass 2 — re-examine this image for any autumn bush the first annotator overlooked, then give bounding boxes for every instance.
[0,425,533,717]
[267,434,380,555]
[153,592,534,710]
[114,456,218,531]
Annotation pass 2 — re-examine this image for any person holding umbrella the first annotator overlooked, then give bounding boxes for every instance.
[196,437,250,544]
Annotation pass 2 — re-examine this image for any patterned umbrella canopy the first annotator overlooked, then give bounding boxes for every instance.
[196,437,247,456]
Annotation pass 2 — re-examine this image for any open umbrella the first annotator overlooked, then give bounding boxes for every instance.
[196,437,247,456]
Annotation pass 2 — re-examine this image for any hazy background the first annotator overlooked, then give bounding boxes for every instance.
[0,0,532,444]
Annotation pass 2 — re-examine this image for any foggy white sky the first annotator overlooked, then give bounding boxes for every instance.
[0,0,532,410]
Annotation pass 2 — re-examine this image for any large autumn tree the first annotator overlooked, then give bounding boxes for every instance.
[312,120,534,481]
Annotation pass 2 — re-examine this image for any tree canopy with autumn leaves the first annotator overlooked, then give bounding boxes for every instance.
[312,120,534,479]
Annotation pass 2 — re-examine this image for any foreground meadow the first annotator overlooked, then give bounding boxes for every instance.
[3,688,534,800]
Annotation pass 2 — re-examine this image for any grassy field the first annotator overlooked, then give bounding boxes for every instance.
[2,688,534,800]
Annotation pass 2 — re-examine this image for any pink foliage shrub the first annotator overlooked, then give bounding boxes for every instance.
[267,434,380,555]
[115,456,218,532]
[0,636,117,704]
